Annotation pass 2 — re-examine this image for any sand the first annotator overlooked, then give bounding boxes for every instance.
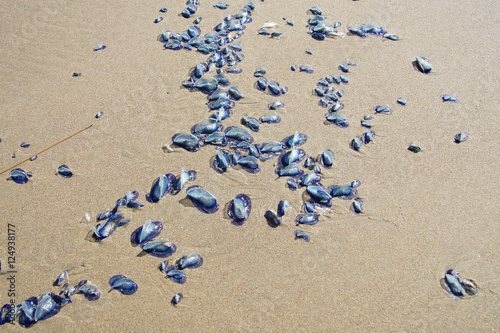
[0,0,499,331]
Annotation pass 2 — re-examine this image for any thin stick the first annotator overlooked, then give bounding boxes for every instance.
[0,124,93,175]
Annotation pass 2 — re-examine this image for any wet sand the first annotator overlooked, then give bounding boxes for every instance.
[0,0,499,331]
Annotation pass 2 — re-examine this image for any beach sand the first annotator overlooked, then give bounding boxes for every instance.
[0,0,499,331]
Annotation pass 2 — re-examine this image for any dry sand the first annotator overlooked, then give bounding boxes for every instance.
[0,0,499,331]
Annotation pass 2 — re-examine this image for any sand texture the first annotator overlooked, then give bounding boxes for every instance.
[0,0,499,331]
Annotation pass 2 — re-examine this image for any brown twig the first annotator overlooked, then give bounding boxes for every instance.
[0,124,93,175]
